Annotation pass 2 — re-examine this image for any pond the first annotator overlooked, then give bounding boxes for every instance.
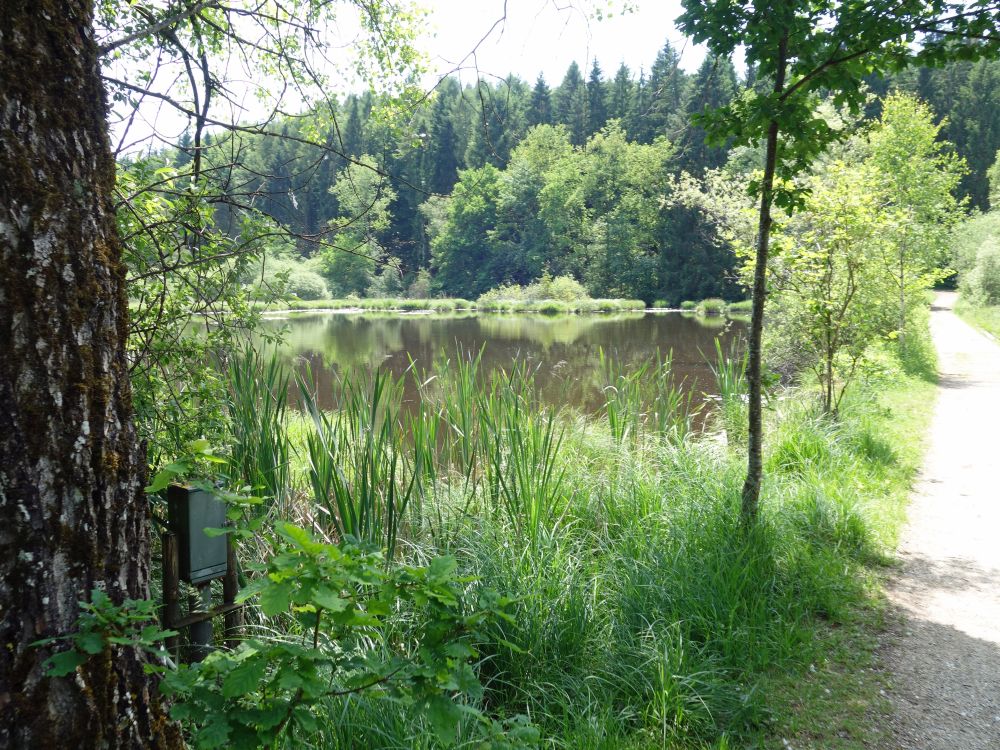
[259,310,745,416]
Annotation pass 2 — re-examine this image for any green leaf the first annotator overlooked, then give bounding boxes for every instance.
[187,438,212,454]
[424,694,462,744]
[195,715,231,749]
[311,586,349,612]
[427,555,457,582]
[259,582,292,616]
[44,650,88,677]
[76,631,105,654]
[222,657,267,699]
[144,469,174,494]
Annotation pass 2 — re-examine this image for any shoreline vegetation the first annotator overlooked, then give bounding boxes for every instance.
[256,296,753,317]
[203,333,935,748]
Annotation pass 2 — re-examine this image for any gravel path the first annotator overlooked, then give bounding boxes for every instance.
[885,291,1000,749]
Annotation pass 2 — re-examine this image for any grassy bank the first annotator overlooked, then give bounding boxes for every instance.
[213,340,935,749]
[954,295,1000,340]
[257,296,474,313]
[256,297,646,315]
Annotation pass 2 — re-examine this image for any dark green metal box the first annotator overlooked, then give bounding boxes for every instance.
[167,485,228,584]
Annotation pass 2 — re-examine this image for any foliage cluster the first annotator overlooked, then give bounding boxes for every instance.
[429,123,739,304]
[161,525,534,749]
[758,95,962,411]
[164,341,929,748]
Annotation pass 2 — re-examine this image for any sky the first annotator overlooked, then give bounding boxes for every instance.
[417,0,706,87]
[108,1,706,153]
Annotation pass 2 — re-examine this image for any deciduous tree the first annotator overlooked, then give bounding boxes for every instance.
[678,0,1000,522]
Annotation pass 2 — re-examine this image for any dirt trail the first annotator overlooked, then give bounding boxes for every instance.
[885,291,1000,748]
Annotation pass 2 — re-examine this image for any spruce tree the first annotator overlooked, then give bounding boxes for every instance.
[528,74,553,128]
[587,59,609,135]
[675,56,739,174]
[644,39,689,142]
[608,63,634,123]
[554,61,588,145]
[425,91,461,194]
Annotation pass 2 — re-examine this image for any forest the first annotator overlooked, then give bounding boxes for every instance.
[4,2,1000,750]
[148,45,1000,305]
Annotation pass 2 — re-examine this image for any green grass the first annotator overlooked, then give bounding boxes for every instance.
[219,338,935,749]
[258,296,646,315]
[696,298,728,316]
[954,294,1000,340]
[475,297,646,314]
[257,297,472,313]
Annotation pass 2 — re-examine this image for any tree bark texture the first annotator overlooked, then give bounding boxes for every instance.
[0,2,181,747]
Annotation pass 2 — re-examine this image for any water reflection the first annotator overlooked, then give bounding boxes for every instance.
[259,311,744,414]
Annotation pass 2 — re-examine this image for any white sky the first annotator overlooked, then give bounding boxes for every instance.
[108,1,704,153]
[418,0,704,86]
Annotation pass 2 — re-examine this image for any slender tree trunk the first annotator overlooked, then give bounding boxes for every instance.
[740,34,789,523]
[899,248,906,351]
[0,2,181,746]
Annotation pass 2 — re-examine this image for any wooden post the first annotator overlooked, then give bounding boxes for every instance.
[161,532,181,655]
[223,534,242,649]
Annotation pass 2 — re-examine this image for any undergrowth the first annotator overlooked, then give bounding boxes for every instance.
[213,339,933,748]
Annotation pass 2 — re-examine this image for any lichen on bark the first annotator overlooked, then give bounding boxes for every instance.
[0,2,181,746]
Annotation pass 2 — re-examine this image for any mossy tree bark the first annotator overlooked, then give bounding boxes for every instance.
[0,2,181,746]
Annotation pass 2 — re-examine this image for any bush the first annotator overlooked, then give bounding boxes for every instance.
[962,238,1000,305]
[537,300,568,314]
[407,268,433,299]
[697,298,727,315]
[477,283,525,305]
[285,268,329,300]
[652,300,670,308]
[680,300,697,310]
[547,274,589,302]
[727,299,752,314]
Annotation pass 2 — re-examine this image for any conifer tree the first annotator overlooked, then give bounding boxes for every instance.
[587,60,609,135]
[675,56,739,174]
[528,74,554,128]
[643,40,689,142]
[554,61,589,145]
[608,62,634,123]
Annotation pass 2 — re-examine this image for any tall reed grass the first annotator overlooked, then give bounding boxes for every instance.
[220,342,924,748]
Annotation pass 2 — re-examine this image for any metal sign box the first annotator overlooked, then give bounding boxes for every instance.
[167,485,228,584]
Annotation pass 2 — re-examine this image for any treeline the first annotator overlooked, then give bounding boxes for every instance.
[186,39,742,302]
[426,122,737,303]
[176,42,1000,302]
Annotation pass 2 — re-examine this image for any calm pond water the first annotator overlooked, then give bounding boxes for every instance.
[260,311,745,415]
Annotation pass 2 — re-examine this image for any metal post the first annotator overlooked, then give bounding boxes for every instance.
[189,583,213,661]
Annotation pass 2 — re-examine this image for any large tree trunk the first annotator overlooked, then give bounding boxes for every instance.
[0,3,181,746]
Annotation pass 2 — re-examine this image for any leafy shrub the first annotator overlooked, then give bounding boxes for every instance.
[407,268,433,299]
[546,274,589,302]
[477,283,525,305]
[680,300,697,310]
[285,268,329,300]
[161,524,536,749]
[962,238,1000,305]
[727,299,752,314]
[653,299,670,308]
